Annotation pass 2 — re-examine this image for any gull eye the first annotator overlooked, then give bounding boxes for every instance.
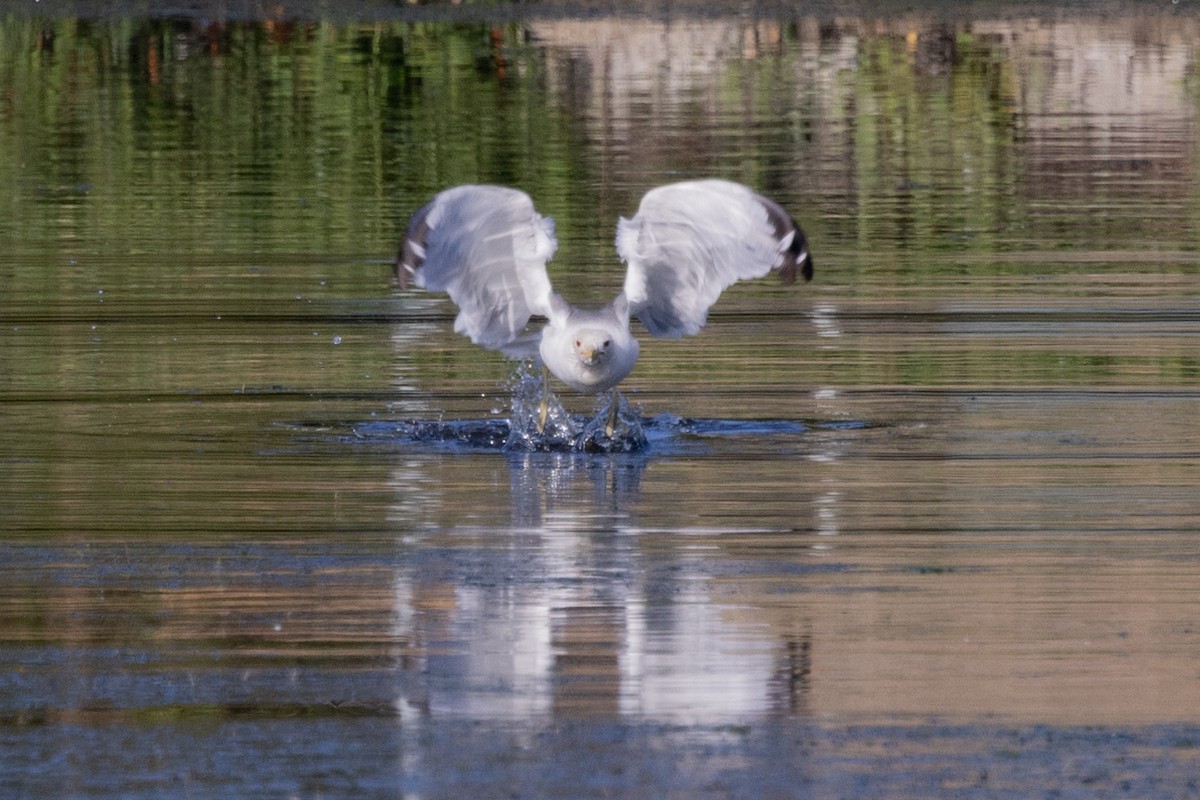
[575,339,581,348]
[603,339,611,348]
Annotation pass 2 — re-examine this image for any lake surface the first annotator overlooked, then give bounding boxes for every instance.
[2,3,1200,797]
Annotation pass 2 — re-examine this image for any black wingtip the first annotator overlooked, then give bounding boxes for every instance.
[755,193,814,285]
[395,201,434,289]
[775,224,813,285]
[394,235,418,289]
[393,247,408,288]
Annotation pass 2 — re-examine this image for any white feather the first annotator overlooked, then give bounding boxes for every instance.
[619,179,787,338]
[408,185,557,351]
[398,179,807,394]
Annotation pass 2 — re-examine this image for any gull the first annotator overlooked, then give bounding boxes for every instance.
[395,179,813,436]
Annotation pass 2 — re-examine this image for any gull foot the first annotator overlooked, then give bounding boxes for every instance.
[605,393,620,438]
[537,366,550,433]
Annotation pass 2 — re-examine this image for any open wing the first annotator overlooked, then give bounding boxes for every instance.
[396,185,557,351]
[616,179,813,338]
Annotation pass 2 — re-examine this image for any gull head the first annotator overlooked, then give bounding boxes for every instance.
[540,294,640,394]
[573,329,613,367]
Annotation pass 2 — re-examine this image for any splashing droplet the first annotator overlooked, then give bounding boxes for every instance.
[502,361,647,452]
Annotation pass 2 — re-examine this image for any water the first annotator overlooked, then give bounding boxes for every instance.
[3,4,1200,797]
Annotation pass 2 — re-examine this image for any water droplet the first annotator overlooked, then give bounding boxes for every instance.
[332,335,342,345]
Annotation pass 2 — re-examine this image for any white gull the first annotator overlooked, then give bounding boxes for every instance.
[395,179,813,433]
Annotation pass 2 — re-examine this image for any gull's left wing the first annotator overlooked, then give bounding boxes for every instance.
[616,179,812,338]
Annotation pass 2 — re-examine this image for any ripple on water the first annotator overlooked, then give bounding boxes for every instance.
[314,360,872,454]
[332,414,871,456]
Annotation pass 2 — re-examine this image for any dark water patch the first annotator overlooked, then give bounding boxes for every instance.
[1,702,401,727]
[4,718,1200,800]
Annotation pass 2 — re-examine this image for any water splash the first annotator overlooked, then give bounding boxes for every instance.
[317,366,864,455]
[307,410,864,458]
[503,361,648,453]
[504,361,578,450]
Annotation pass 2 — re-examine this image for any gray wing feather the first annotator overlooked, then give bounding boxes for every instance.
[396,185,557,351]
[616,179,812,338]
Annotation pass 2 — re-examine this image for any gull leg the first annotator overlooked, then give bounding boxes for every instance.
[537,365,550,433]
[605,391,620,438]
